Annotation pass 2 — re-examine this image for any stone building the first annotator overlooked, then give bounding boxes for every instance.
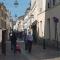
[0,3,10,55]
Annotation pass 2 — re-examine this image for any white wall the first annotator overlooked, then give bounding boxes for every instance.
[31,0,36,9]
[37,12,45,38]
[45,5,60,41]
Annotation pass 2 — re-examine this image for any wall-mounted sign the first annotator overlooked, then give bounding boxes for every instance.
[53,17,59,23]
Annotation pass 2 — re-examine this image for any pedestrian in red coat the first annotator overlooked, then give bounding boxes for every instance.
[16,43,21,53]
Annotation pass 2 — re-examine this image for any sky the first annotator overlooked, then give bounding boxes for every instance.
[0,0,30,19]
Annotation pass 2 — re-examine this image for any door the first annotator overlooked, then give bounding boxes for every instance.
[2,30,6,55]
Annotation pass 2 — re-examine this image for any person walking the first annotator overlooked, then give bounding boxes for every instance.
[24,32,28,50]
[9,30,13,50]
[27,32,33,53]
[12,31,17,54]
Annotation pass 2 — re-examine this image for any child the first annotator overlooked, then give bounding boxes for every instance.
[16,43,21,53]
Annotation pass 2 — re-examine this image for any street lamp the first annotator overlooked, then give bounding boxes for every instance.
[53,17,59,49]
[14,0,19,7]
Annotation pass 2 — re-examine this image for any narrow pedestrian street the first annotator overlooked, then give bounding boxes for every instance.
[0,0,60,60]
[0,39,60,60]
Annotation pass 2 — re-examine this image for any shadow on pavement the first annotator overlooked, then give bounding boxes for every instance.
[31,44,60,60]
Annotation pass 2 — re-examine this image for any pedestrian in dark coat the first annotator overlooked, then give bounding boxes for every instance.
[12,31,17,54]
[9,30,13,50]
[27,32,33,53]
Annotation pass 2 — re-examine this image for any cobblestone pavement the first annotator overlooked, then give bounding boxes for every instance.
[0,41,28,60]
[0,40,60,60]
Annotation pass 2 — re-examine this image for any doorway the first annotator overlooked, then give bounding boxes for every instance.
[2,30,6,55]
[32,24,37,43]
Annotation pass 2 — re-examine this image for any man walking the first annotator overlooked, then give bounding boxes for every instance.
[12,31,17,54]
[27,32,33,53]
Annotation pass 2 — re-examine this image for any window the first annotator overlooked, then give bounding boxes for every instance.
[48,2,50,8]
[53,0,55,6]
[48,0,51,8]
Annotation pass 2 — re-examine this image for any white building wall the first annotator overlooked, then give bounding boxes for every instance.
[36,0,60,41]
[37,12,45,38]
[34,0,46,38]
[14,20,19,30]
[24,14,30,35]
[45,5,60,41]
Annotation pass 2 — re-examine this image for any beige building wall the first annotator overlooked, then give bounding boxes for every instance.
[17,16,24,32]
[6,12,11,40]
[0,3,10,51]
[18,20,24,32]
[36,0,60,42]
[30,0,46,40]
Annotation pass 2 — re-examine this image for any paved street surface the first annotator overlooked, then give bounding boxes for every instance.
[0,39,60,60]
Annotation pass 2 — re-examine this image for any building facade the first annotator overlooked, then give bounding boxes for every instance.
[44,0,60,47]
[17,16,24,32]
[26,0,60,47]
[6,11,12,40]
[0,3,11,54]
[24,11,30,35]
